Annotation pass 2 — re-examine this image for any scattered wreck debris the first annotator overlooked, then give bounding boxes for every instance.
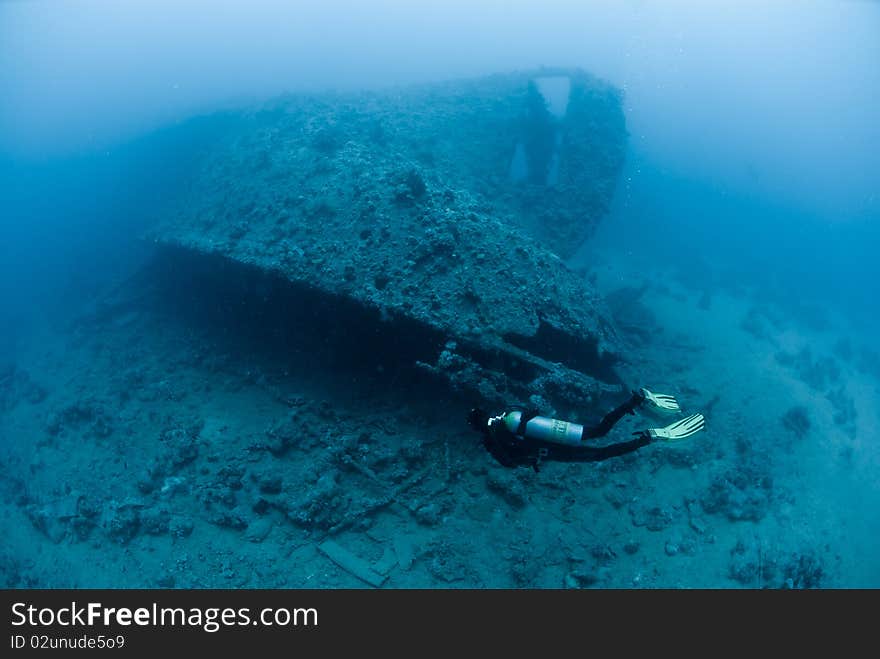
[318,540,388,588]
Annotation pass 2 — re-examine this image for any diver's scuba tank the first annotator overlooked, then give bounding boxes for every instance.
[496,410,585,446]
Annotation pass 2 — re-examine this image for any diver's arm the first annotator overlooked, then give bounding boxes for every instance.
[581,390,645,440]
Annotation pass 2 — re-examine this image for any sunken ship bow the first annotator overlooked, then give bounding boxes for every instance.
[149,68,630,414]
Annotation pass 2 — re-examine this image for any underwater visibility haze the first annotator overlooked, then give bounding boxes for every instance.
[1,0,879,588]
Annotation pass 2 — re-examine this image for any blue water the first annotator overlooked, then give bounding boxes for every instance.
[1,1,878,588]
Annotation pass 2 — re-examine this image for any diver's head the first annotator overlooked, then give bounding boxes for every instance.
[467,408,488,433]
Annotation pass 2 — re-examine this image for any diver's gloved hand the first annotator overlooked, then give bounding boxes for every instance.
[638,387,681,416]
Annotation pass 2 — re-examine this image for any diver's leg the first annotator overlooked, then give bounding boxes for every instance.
[582,390,645,440]
[549,432,652,462]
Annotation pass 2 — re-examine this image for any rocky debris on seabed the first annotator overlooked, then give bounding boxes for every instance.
[25,494,93,545]
[318,540,388,588]
[392,535,417,571]
[0,364,48,410]
[282,453,416,536]
[263,409,321,455]
[623,540,640,555]
[3,221,851,589]
[775,346,840,391]
[663,531,697,557]
[0,550,39,588]
[255,473,283,495]
[780,550,824,589]
[604,482,633,510]
[729,536,778,587]
[104,500,144,545]
[686,499,709,536]
[590,542,617,564]
[826,386,857,438]
[137,420,202,494]
[504,530,547,587]
[140,508,172,535]
[701,459,773,522]
[486,469,529,509]
[652,440,708,470]
[781,405,810,437]
[244,517,273,543]
[729,537,825,589]
[169,517,194,538]
[210,509,249,531]
[285,470,353,532]
[45,398,114,441]
[564,569,601,589]
[629,503,679,531]
[21,472,204,549]
[424,539,479,585]
[740,306,780,342]
[264,412,436,534]
[407,498,448,527]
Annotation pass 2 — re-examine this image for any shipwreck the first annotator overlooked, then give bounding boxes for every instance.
[149,68,629,412]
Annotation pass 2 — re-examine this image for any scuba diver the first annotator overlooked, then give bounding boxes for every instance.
[468,388,705,472]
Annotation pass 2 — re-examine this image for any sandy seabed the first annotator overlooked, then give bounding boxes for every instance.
[2,244,877,589]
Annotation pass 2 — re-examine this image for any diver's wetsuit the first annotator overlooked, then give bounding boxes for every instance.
[471,391,651,471]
